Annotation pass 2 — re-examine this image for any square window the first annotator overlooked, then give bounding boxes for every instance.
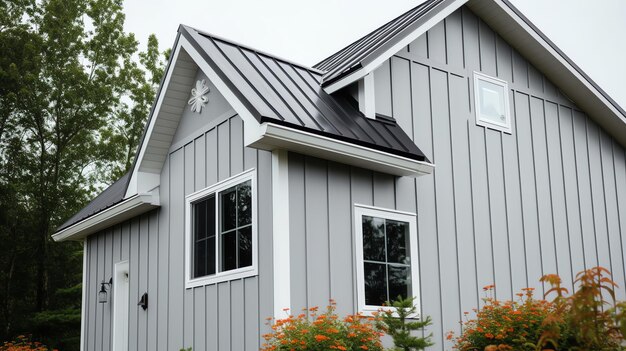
[355,205,420,316]
[474,72,512,133]
[185,169,257,288]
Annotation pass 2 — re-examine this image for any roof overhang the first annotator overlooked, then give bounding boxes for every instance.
[52,192,160,242]
[249,122,434,176]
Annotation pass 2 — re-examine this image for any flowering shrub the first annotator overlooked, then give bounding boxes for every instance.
[0,335,56,351]
[262,300,385,351]
[448,267,626,351]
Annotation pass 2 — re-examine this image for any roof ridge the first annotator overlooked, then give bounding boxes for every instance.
[180,25,326,76]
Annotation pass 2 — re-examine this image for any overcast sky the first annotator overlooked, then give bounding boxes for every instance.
[122,0,626,110]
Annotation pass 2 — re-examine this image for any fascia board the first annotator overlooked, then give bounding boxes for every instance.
[323,0,467,94]
[52,194,159,242]
[249,123,435,177]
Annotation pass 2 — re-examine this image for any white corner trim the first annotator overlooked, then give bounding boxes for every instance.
[272,150,290,317]
[52,192,160,242]
[323,0,467,94]
[79,240,87,351]
[251,123,434,177]
[358,73,376,119]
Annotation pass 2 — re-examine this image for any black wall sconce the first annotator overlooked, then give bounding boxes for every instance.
[98,278,112,303]
[138,292,148,310]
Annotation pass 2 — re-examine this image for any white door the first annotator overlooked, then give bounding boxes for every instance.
[112,261,129,351]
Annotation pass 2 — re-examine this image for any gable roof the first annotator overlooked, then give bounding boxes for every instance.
[315,0,626,144]
[180,26,428,162]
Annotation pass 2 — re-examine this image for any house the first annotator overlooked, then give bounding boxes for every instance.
[52,0,626,350]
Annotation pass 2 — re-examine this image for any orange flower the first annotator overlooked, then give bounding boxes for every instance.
[315,334,329,342]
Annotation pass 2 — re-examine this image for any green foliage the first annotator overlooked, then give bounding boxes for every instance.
[380,296,433,351]
[0,0,167,348]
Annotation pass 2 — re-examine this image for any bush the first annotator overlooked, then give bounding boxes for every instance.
[262,300,385,351]
[1,335,56,351]
[448,267,626,351]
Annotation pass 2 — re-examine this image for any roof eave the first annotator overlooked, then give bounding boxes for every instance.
[248,122,435,177]
[52,192,160,242]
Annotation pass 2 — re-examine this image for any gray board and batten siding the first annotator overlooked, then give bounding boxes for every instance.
[288,5,626,351]
[82,69,274,351]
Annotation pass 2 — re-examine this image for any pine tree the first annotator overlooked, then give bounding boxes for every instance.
[382,296,434,351]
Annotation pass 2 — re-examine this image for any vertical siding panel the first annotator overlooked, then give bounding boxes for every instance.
[374,60,392,116]
[445,10,464,68]
[351,168,374,206]
[230,280,245,351]
[218,121,230,181]
[257,150,274,344]
[573,110,597,268]
[137,215,149,351]
[289,153,307,311]
[485,129,511,299]
[373,173,395,209]
[206,285,218,350]
[587,121,611,270]
[478,20,496,76]
[431,69,460,349]
[218,282,231,351]
[207,129,218,186]
[559,107,585,279]
[462,7,480,70]
[530,98,557,276]
[449,74,479,312]
[545,103,573,287]
[528,65,543,93]
[601,133,625,300]
[495,35,512,83]
[391,57,412,134]
[614,143,626,295]
[244,145,257,173]
[512,50,528,89]
[157,156,170,351]
[183,144,195,348]
[409,34,428,58]
[230,117,244,175]
[502,92,528,293]
[195,134,206,190]
[147,213,159,351]
[193,287,206,351]
[412,62,442,344]
[102,231,113,351]
[428,21,446,63]
[244,278,259,351]
[327,163,354,314]
[515,92,543,291]
[168,150,184,351]
[305,157,331,307]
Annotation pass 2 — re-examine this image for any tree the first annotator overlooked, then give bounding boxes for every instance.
[381,296,434,351]
[0,0,167,348]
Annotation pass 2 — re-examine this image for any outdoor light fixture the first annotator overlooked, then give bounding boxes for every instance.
[138,292,148,310]
[98,278,112,303]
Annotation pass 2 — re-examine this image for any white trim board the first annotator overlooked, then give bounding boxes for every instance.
[271,150,291,317]
[52,192,159,242]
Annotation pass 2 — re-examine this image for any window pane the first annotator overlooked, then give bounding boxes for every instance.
[207,236,216,275]
[364,262,387,306]
[478,79,506,125]
[238,226,252,268]
[194,240,206,278]
[362,216,385,262]
[386,220,409,264]
[194,200,207,241]
[388,265,411,302]
[221,187,237,232]
[237,181,252,226]
[207,195,216,238]
[221,231,237,272]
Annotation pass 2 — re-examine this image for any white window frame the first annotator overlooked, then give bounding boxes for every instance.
[473,71,512,134]
[185,168,257,289]
[354,204,420,317]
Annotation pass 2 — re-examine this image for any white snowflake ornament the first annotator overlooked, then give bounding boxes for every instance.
[188,79,210,113]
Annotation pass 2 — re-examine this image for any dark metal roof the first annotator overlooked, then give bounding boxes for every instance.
[181,25,428,162]
[313,0,447,85]
[57,173,130,231]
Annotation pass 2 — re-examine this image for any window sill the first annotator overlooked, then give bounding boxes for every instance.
[185,266,257,289]
[360,305,421,319]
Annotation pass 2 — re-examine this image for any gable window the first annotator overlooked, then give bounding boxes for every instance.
[473,72,512,133]
[354,205,420,315]
[185,169,256,288]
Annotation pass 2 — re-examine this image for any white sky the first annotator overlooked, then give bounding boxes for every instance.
[122,0,626,110]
